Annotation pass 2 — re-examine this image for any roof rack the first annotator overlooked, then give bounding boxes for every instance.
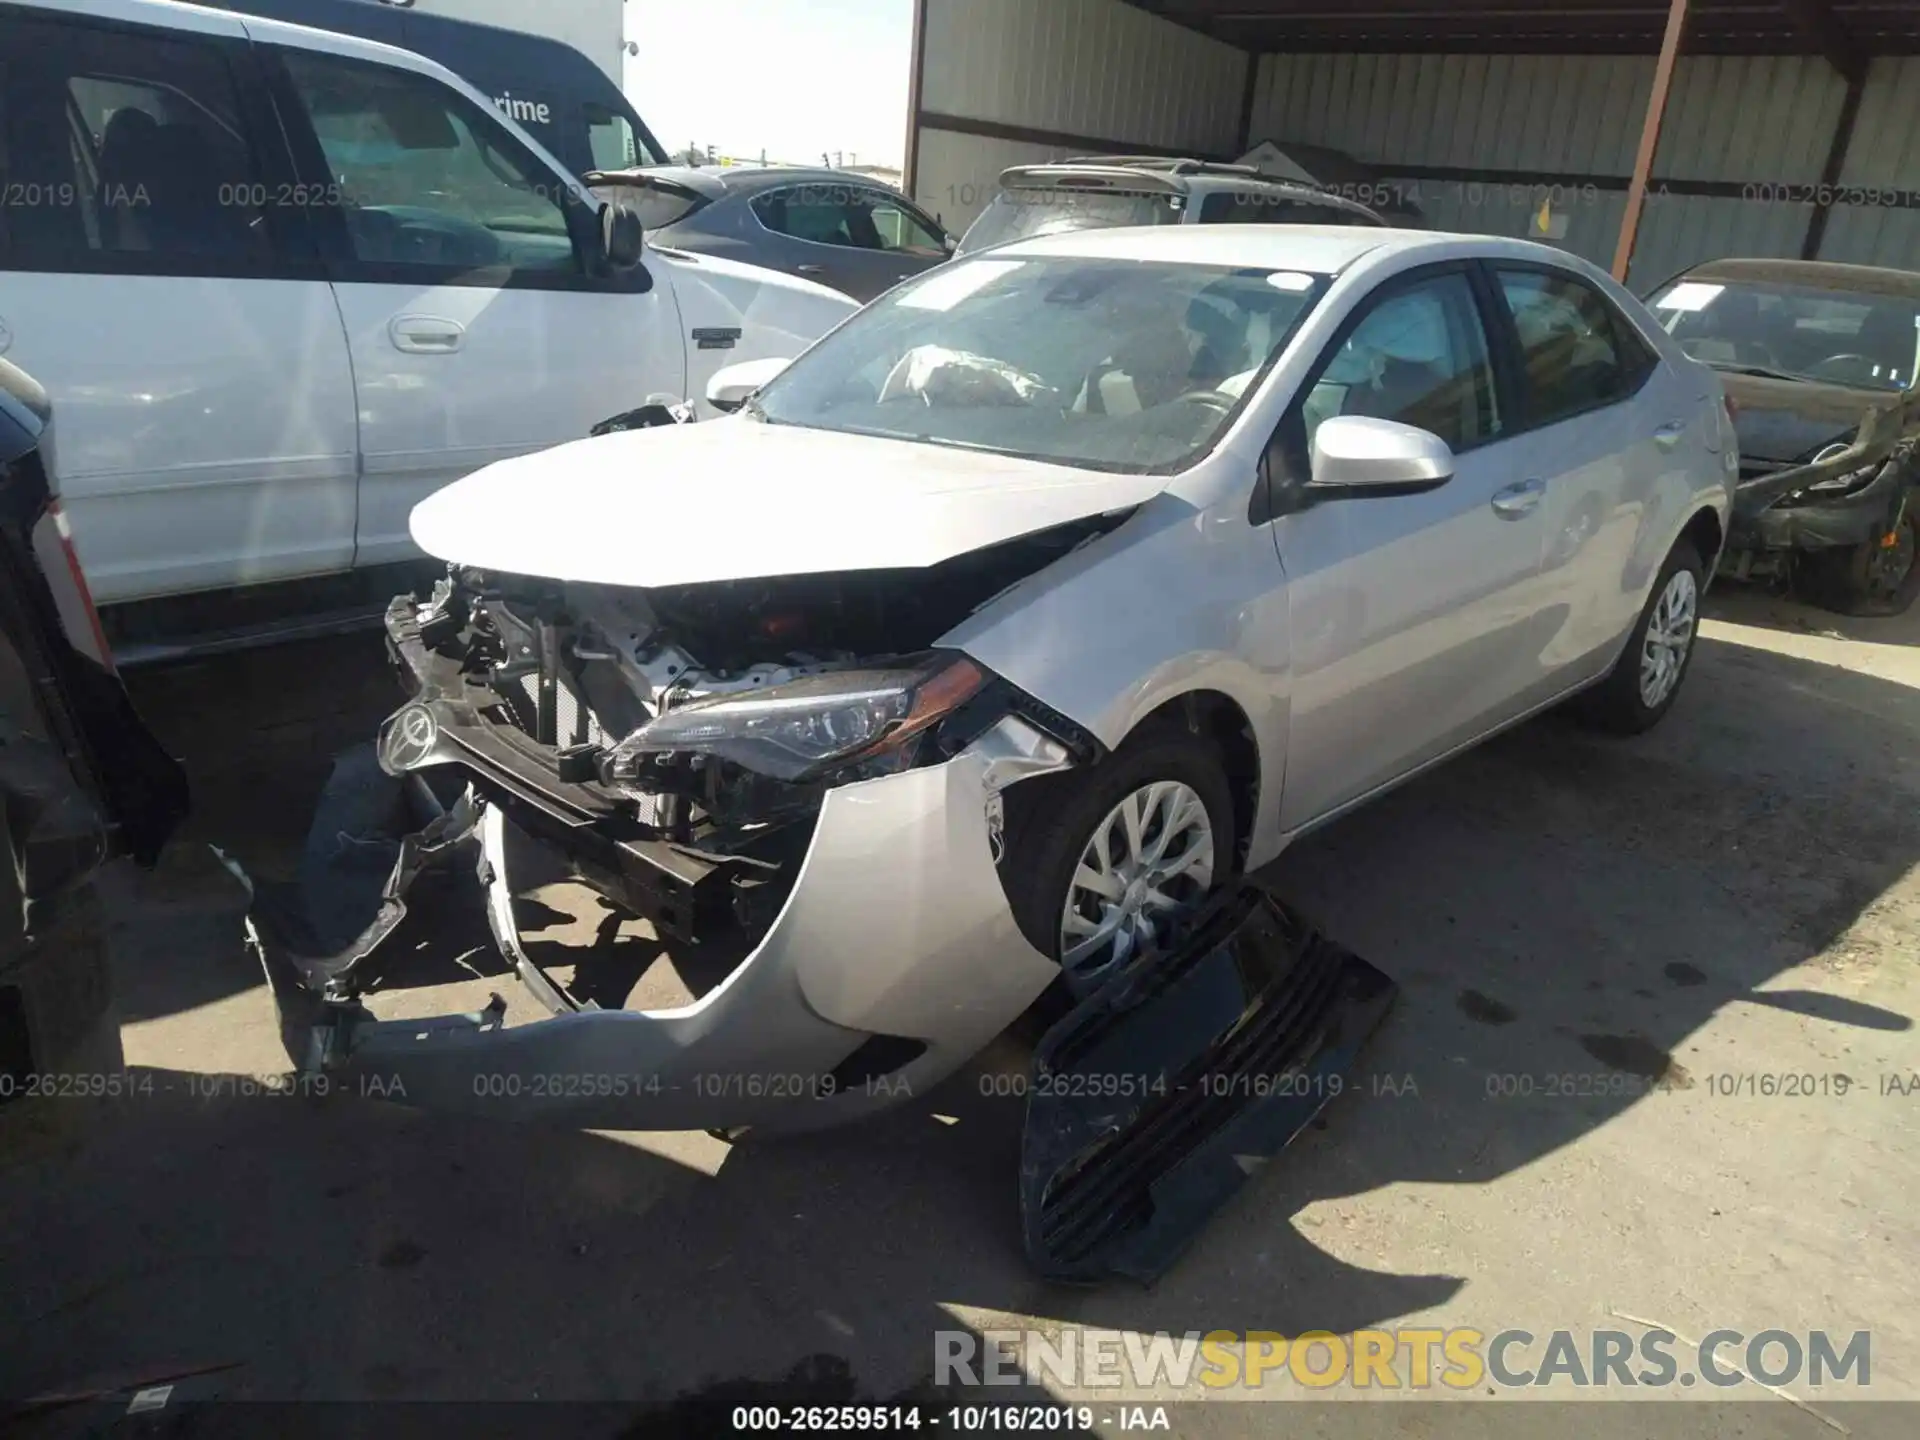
[1056,155,1266,177]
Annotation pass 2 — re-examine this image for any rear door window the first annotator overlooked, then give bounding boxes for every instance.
[864,193,948,255]
[0,13,284,272]
[752,184,874,248]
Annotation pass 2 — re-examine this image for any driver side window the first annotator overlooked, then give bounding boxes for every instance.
[280,50,579,275]
[1277,271,1500,486]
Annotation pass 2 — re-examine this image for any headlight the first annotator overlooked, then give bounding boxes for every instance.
[1803,464,1881,495]
[1799,439,1877,496]
[603,653,988,784]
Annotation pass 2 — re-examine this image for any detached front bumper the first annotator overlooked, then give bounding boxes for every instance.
[1724,395,1918,566]
[254,611,1061,1132]
[1730,455,1912,554]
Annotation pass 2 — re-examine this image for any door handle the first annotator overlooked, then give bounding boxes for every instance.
[1490,478,1545,519]
[389,314,466,354]
[1653,419,1688,448]
[796,264,825,275]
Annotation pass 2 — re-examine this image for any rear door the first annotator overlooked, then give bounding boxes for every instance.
[1268,265,1547,830]
[1484,262,1683,691]
[0,4,358,604]
[263,40,686,568]
[748,182,948,301]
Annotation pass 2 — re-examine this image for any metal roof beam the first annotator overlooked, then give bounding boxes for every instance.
[1780,0,1867,78]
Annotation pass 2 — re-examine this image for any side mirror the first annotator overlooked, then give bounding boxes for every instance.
[706,356,793,413]
[600,201,645,269]
[1308,415,1454,496]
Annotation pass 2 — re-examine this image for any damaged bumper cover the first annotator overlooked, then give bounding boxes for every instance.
[1021,882,1396,1283]
[255,720,1063,1134]
[1725,391,1918,559]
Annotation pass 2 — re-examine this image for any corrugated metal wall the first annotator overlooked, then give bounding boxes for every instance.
[911,0,1246,233]
[1247,50,1915,285]
[1825,56,1920,268]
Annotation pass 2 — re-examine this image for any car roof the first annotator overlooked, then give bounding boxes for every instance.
[977,224,1436,273]
[998,158,1381,213]
[1677,257,1920,301]
[608,165,915,202]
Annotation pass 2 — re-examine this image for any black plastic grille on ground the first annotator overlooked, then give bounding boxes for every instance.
[1019,881,1396,1284]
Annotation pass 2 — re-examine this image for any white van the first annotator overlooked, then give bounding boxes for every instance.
[0,0,856,611]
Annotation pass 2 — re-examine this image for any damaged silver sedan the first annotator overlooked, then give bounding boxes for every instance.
[255,226,1733,1280]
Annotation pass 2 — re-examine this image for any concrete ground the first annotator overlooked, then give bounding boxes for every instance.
[2,584,1917,1437]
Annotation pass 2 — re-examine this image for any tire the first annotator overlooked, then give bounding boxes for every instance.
[1573,537,1704,735]
[1001,719,1237,999]
[1800,500,1919,618]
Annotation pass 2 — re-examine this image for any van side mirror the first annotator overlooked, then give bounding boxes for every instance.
[600,202,645,269]
[1308,415,1454,496]
[706,357,792,413]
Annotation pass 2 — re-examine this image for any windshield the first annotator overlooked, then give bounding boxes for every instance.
[1648,276,1920,392]
[751,256,1326,473]
[956,187,1182,256]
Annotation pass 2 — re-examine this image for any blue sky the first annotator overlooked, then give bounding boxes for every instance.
[625,0,913,167]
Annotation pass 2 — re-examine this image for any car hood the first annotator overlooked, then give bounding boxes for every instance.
[408,420,1171,588]
[1721,372,1900,465]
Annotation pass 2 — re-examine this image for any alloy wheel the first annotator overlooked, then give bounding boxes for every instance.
[1638,568,1699,710]
[1058,780,1216,988]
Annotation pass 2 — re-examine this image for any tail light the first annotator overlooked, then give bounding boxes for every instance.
[30,499,116,675]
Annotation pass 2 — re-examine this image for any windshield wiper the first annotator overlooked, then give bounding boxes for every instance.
[1712,363,1808,383]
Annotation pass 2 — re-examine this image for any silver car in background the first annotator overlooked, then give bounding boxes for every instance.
[264,226,1735,1155]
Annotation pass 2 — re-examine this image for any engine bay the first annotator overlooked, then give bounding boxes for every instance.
[390,513,1124,946]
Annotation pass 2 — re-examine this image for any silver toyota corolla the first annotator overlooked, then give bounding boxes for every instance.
[261,225,1735,1155]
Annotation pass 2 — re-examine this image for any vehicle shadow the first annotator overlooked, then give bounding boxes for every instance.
[5,630,1914,1422]
[1708,576,1920,644]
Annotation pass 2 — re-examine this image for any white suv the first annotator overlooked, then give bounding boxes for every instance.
[954,156,1389,257]
[0,0,856,612]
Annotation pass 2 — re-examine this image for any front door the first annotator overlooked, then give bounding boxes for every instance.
[1270,267,1546,831]
[0,7,359,604]
[266,42,685,568]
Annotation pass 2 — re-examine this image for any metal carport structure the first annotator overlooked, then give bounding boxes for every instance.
[901,0,1920,287]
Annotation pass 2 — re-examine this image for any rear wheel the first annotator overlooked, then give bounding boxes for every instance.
[1003,722,1236,999]
[1573,538,1703,735]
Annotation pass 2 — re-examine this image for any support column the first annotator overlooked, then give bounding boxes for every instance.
[1612,0,1691,281]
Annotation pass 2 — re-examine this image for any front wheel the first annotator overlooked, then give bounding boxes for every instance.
[1573,537,1704,735]
[1803,500,1919,617]
[1002,723,1237,999]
